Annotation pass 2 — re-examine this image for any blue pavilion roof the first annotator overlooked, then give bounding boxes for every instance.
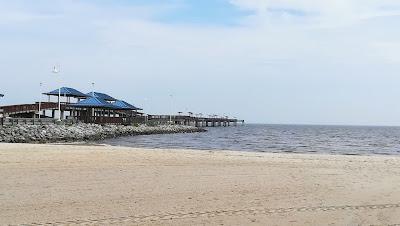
[70,97,117,109]
[87,92,117,101]
[113,100,142,111]
[44,87,89,98]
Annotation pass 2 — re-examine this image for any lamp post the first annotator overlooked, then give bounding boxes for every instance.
[38,83,42,119]
[0,94,3,118]
[52,65,61,121]
[91,82,95,97]
[169,94,173,124]
[91,82,96,119]
[143,97,148,124]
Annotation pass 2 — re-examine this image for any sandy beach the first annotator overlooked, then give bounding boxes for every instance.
[1,144,400,225]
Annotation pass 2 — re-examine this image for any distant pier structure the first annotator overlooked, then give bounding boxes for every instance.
[0,87,244,127]
[148,115,244,127]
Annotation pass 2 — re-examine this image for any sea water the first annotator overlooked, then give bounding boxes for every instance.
[100,124,400,156]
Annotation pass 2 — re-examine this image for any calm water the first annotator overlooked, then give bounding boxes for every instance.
[100,124,400,156]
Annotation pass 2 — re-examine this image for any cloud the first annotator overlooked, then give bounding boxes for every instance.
[0,0,179,26]
[228,0,400,27]
[371,41,400,63]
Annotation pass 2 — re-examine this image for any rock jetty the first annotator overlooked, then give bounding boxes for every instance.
[0,124,206,143]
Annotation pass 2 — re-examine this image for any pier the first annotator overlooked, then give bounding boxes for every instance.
[148,115,244,127]
[0,87,244,127]
[0,106,244,127]
[0,102,244,127]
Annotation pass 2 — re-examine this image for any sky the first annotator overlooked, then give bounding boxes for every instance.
[1,0,400,125]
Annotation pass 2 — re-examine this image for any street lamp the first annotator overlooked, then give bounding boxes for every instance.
[38,83,42,119]
[52,65,61,121]
[169,94,173,124]
[91,82,95,97]
[144,97,148,124]
[0,94,3,118]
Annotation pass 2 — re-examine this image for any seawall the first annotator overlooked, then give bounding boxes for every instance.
[0,124,206,143]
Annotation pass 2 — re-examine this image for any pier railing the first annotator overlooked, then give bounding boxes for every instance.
[70,116,145,125]
[0,111,243,127]
[0,118,77,126]
[147,115,243,127]
[0,102,62,116]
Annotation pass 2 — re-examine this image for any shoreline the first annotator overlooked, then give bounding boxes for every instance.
[1,143,400,225]
[13,140,400,158]
[96,142,400,158]
[14,142,400,162]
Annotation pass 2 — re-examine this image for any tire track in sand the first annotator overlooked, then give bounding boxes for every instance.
[14,203,400,225]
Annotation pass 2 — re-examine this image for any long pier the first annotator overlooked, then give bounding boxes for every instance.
[0,115,244,127]
[0,103,244,127]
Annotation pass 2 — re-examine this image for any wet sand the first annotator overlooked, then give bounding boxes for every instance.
[1,143,400,225]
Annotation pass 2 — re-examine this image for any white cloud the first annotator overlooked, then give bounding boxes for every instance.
[0,1,179,26]
[229,0,400,27]
[371,42,400,63]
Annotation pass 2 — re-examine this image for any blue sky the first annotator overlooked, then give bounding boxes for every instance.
[1,0,400,125]
[152,0,251,25]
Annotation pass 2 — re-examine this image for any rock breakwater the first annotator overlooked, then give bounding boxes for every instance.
[0,124,206,143]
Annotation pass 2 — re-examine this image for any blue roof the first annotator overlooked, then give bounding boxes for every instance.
[44,87,88,98]
[70,97,117,109]
[113,100,142,110]
[87,92,116,101]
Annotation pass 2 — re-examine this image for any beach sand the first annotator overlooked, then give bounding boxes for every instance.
[1,143,400,225]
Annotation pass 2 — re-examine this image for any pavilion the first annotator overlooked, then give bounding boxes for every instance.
[113,100,142,111]
[69,97,142,124]
[41,87,89,119]
[44,87,89,103]
[87,92,117,101]
[41,87,142,124]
